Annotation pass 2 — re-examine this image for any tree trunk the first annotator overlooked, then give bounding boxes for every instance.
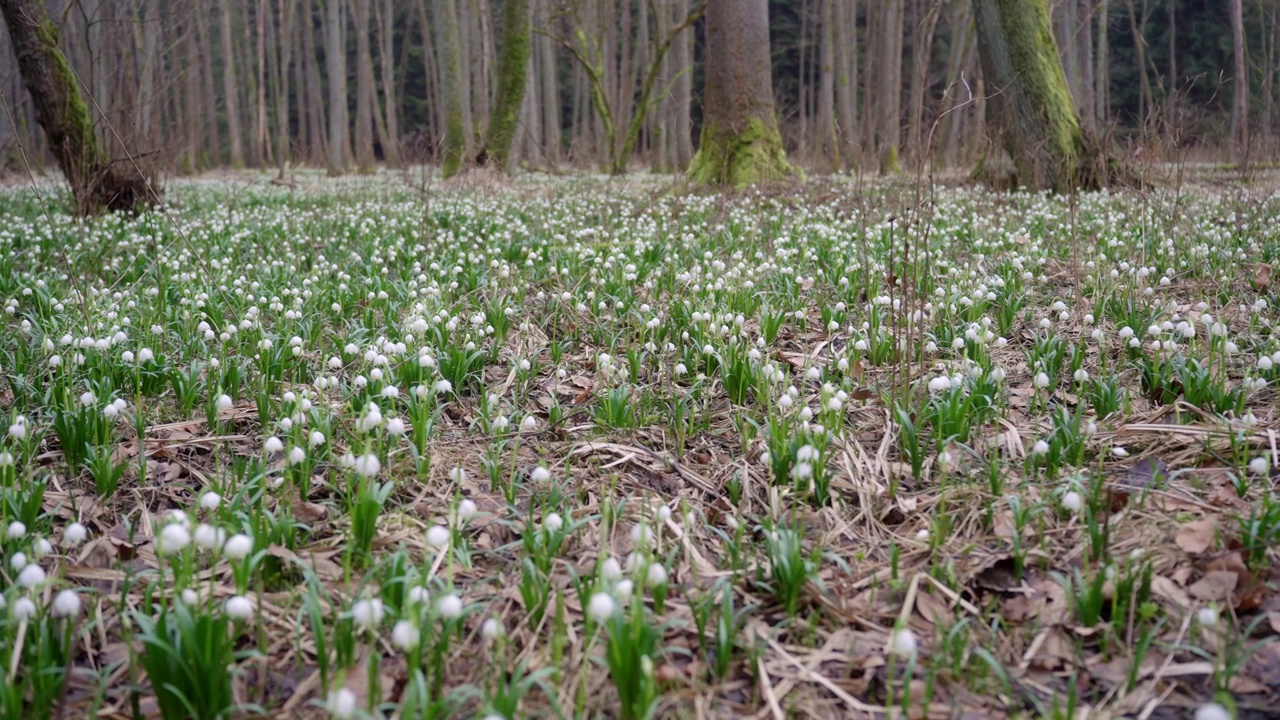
[326,0,349,172]
[353,0,375,170]
[1124,0,1151,130]
[303,0,327,164]
[688,0,797,187]
[1231,0,1248,167]
[816,0,839,170]
[197,0,223,164]
[219,0,245,166]
[834,0,857,169]
[439,0,468,177]
[275,0,294,174]
[906,0,940,164]
[375,0,400,165]
[479,0,530,170]
[539,0,560,164]
[1077,0,1095,132]
[876,0,904,172]
[0,0,153,213]
[972,0,1089,191]
[672,0,693,166]
[1095,0,1108,127]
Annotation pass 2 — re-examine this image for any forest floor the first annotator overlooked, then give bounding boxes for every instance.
[0,172,1278,719]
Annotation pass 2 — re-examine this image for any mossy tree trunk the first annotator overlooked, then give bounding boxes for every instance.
[688,0,797,188]
[478,0,530,172]
[0,0,153,213]
[972,0,1089,192]
[439,0,468,178]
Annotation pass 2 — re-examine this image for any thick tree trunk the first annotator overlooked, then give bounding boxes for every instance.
[375,0,400,165]
[219,0,245,166]
[0,0,153,213]
[1095,0,1108,127]
[834,0,857,169]
[672,0,693,167]
[1077,0,1095,132]
[479,0,530,171]
[538,0,560,165]
[972,0,1089,191]
[1230,0,1248,166]
[275,0,294,174]
[816,0,839,170]
[353,0,375,171]
[877,0,904,172]
[688,0,797,187]
[325,0,349,173]
[906,0,940,164]
[439,0,468,177]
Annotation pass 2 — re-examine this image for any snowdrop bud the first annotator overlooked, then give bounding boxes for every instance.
[200,491,222,510]
[328,688,357,720]
[530,466,551,483]
[264,436,284,454]
[392,620,420,650]
[351,598,385,629]
[1032,440,1050,455]
[12,597,36,620]
[889,627,918,657]
[587,592,616,621]
[1194,703,1231,720]
[426,525,450,548]
[436,593,463,619]
[52,590,81,618]
[353,453,381,477]
[601,557,623,581]
[223,533,253,560]
[1197,605,1218,627]
[544,512,564,532]
[481,617,504,639]
[17,563,46,588]
[1249,457,1270,476]
[157,524,191,554]
[7,521,26,539]
[1061,491,1082,513]
[288,447,306,465]
[64,522,87,545]
[646,563,668,587]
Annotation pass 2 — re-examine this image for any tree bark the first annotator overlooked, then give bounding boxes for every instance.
[0,0,153,213]
[834,0,857,168]
[219,0,245,166]
[1095,0,1108,127]
[672,0,693,166]
[816,0,839,170]
[688,0,797,187]
[479,0,530,171]
[538,0,560,164]
[353,0,375,170]
[877,0,903,172]
[972,0,1089,191]
[326,0,349,172]
[1230,0,1248,166]
[375,0,400,165]
[439,0,468,177]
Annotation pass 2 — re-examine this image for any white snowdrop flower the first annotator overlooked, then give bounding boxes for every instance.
[1249,457,1270,476]
[826,397,843,412]
[309,431,326,447]
[278,417,293,432]
[193,523,224,550]
[353,453,381,477]
[520,414,538,431]
[777,394,793,409]
[927,376,951,393]
[351,598,385,629]
[288,446,306,465]
[916,528,930,541]
[1032,440,1050,455]
[380,385,399,399]
[328,688,357,720]
[52,590,81,618]
[426,525,450,548]
[0,452,11,467]
[1194,704,1231,720]
[1034,372,1050,389]
[436,593,463,619]
[630,524,652,546]
[530,466,551,483]
[102,403,119,418]
[264,436,284,454]
[674,363,687,376]
[157,524,191,555]
[138,348,154,362]
[1061,491,1083,513]
[448,466,467,483]
[544,512,564,532]
[407,586,430,606]
[798,407,813,422]
[12,597,36,620]
[1258,356,1273,371]
[392,620,420,650]
[1038,318,1051,329]
[9,552,25,571]
[1073,368,1089,383]
[457,499,478,522]
[223,533,253,560]
[385,417,406,436]
[17,563,46,588]
[180,588,199,606]
[1118,326,1134,339]
[655,504,672,523]
[1197,605,1219,627]
[481,617,504,639]
[646,563,668,587]
[200,491,222,510]
[805,367,822,381]
[601,556,623,581]
[434,379,453,393]
[492,415,510,432]
[889,627,918,657]
[1112,446,1130,458]
[587,592,616,622]
[7,521,25,539]
[64,522,87,545]
[7,422,25,440]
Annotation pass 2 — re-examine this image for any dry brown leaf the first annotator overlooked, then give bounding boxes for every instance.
[1151,574,1191,609]
[1189,571,1239,601]
[1175,518,1216,555]
[1253,263,1273,290]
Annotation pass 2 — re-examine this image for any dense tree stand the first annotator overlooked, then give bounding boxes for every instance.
[688,0,797,188]
[972,0,1096,192]
[0,0,154,214]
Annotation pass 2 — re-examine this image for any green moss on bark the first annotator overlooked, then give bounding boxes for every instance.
[688,117,799,188]
[480,0,529,172]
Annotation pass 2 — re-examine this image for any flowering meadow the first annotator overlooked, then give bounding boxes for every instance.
[0,174,1278,718]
